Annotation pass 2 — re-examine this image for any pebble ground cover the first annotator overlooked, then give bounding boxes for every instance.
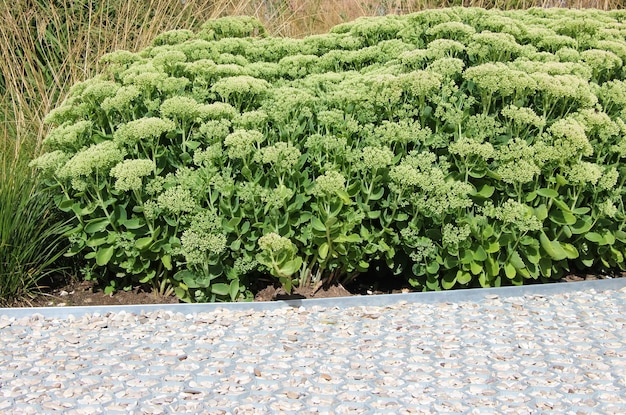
[31,7,626,302]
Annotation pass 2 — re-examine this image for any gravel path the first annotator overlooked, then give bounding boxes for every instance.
[1,280,626,414]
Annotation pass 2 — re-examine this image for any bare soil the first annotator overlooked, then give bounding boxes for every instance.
[4,272,618,308]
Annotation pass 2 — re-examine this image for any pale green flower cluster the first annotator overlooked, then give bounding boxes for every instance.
[598,167,619,191]
[180,211,226,264]
[312,170,346,197]
[110,159,154,192]
[224,129,265,159]
[114,117,176,146]
[152,29,194,46]
[441,223,471,248]
[193,143,224,167]
[80,79,120,103]
[29,150,69,178]
[199,119,232,143]
[238,182,264,206]
[255,142,301,170]
[121,64,167,90]
[210,170,235,195]
[575,109,619,142]
[44,120,93,151]
[258,232,295,255]
[390,152,472,216]
[426,21,476,41]
[464,63,532,97]
[543,118,593,159]
[400,229,437,263]
[159,77,191,96]
[157,186,197,214]
[426,39,466,59]
[398,70,442,98]
[262,184,295,209]
[565,161,602,186]
[358,146,395,170]
[211,75,270,100]
[145,176,166,196]
[151,50,187,70]
[304,134,348,154]
[181,231,227,264]
[449,137,494,160]
[200,103,238,121]
[101,85,141,113]
[233,256,259,275]
[598,199,618,218]
[501,105,546,129]
[234,110,269,129]
[467,31,522,61]
[160,96,201,121]
[496,159,541,184]
[427,58,465,78]
[57,141,125,187]
[581,49,622,78]
[483,199,542,232]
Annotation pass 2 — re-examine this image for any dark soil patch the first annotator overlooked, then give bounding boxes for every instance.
[5,271,622,308]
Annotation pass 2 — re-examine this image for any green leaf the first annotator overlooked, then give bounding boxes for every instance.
[611,247,624,264]
[279,257,302,276]
[369,187,385,201]
[135,236,153,250]
[534,204,548,221]
[549,209,576,226]
[485,240,500,253]
[96,245,115,266]
[504,262,516,279]
[85,218,110,234]
[311,217,326,232]
[211,283,230,296]
[478,272,490,288]
[336,189,352,205]
[161,255,172,270]
[426,261,440,274]
[536,188,558,198]
[585,232,604,244]
[485,256,499,277]
[442,271,456,289]
[539,232,567,261]
[366,210,381,219]
[229,279,240,301]
[123,218,145,229]
[334,234,362,243]
[58,199,73,212]
[570,217,592,235]
[561,243,579,259]
[509,250,525,270]
[472,183,495,198]
[469,261,482,275]
[457,270,472,284]
[472,245,487,261]
[318,242,329,260]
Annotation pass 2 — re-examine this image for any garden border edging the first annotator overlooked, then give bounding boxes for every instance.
[1,278,625,320]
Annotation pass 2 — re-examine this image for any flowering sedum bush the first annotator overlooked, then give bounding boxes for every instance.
[32,9,626,301]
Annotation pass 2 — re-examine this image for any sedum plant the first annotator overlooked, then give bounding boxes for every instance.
[32,10,626,301]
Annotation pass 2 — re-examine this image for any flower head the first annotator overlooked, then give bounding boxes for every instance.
[57,141,125,185]
[312,170,346,197]
[114,117,176,146]
[224,129,265,160]
[110,159,154,192]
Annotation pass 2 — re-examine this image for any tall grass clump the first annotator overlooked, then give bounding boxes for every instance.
[0,136,70,305]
